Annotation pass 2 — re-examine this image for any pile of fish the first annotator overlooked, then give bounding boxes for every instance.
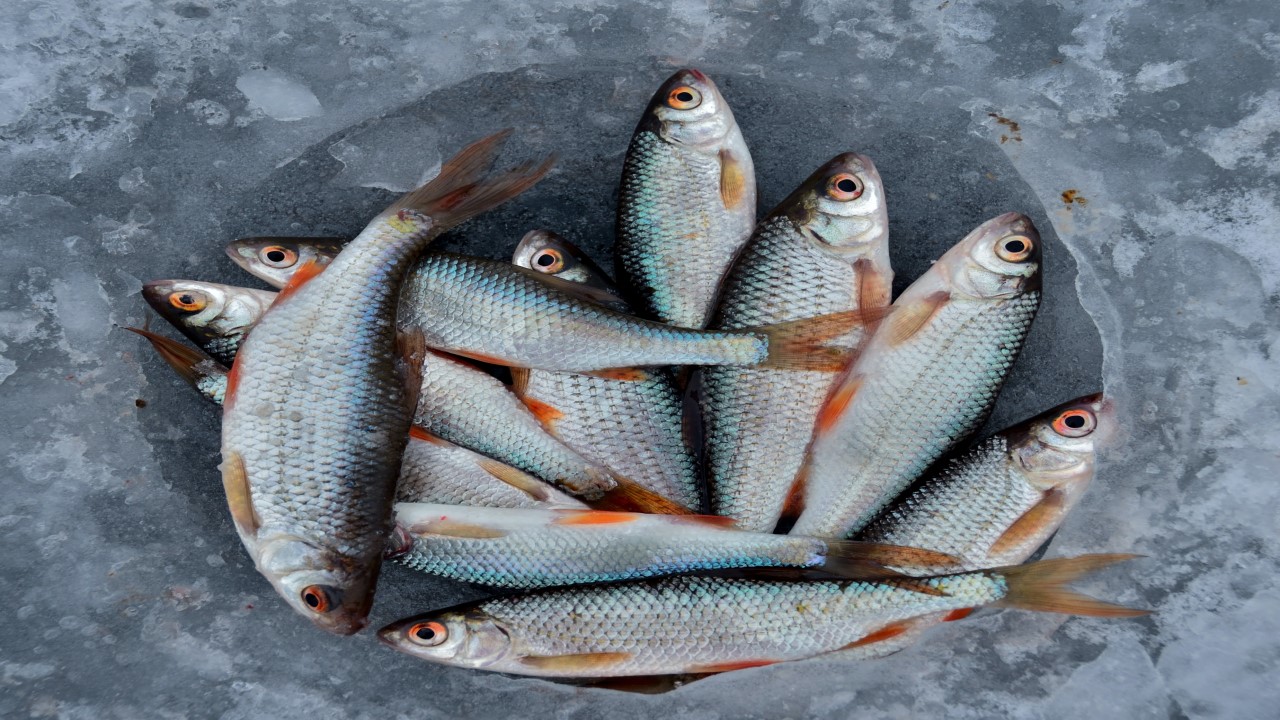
[132,68,1145,688]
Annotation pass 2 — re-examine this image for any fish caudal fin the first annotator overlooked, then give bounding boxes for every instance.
[819,541,962,580]
[381,129,555,232]
[755,308,889,372]
[591,475,695,515]
[996,554,1150,617]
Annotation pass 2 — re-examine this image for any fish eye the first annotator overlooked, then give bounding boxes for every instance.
[826,172,865,201]
[260,245,299,269]
[995,235,1034,263]
[168,291,207,312]
[1052,409,1096,437]
[408,621,447,647]
[666,85,702,110]
[300,585,336,613]
[532,249,565,273]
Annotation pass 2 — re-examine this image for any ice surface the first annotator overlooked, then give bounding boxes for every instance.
[2,1,1278,718]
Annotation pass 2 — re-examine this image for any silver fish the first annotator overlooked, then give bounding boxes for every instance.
[141,280,275,366]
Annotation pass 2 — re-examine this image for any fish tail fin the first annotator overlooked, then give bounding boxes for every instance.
[995,554,1150,617]
[591,474,694,515]
[381,129,555,232]
[126,326,223,387]
[755,308,888,372]
[819,541,962,580]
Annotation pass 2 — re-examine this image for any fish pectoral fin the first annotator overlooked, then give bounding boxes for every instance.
[854,258,892,311]
[813,375,862,435]
[885,291,951,346]
[580,368,654,382]
[407,518,508,539]
[518,652,633,673]
[275,258,327,301]
[688,659,778,674]
[220,451,260,538]
[756,308,889,372]
[988,488,1069,557]
[719,147,750,209]
[474,458,554,502]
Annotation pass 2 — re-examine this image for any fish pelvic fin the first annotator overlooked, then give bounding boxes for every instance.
[381,129,555,233]
[755,308,888,372]
[995,554,1150,617]
[818,541,961,580]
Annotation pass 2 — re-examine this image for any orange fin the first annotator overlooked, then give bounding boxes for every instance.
[779,467,807,526]
[509,367,531,397]
[591,477,693,515]
[814,375,861,435]
[885,291,951,346]
[474,458,556,502]
[689,659,777,674]
[224,354,243,409]
[408,517,507,539]
[669,514,738,529]
[520,396,565,429]
[408,425,448,445]
[995,554,1150,617]
[854,259,893,311]
[818,541,961,580]
[380,129,555,233]
[582,368,653,382]
[125,326,222,389]
[220,451,260,538]
[756,308,889,372]
[518,652,632,672]
[719,148,749,209]
[842,622,911,649]
[275,258,326,302]
[552,510,639,526]
[944,608,976,622]
[989,489,1069,557]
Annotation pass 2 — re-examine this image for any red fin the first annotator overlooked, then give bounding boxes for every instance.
[520,396,565,428]
[855,259,892,311]
[552,510,639,526]
[719,148,749,209]
[224,354,243,409]
[407,425,446,444]
[474,458,555,501]
[779,467,807,525]
[591,477,694,515]
[815,375,861,435]
[944,608,976,622]
[518,652,632,672]
[756,308,889,372]
[220,451,260,538]
[669,514,738,529]
[509,367,531,397]
[582,368,653,382]
[995,554,1149,617]
[989,489,1068,557]
[409,518,507,539]
[689,659,777,673]
[842,623,911,649]
[275,259,325,301]
[885,291,950,346]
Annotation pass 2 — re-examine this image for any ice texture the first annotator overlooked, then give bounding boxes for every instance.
[1,1,1277,718]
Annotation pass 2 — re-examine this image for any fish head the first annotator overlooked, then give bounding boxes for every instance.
[644,69,735,150]
[379,610,513,669]
[253,533,377,635]
[143,279,271,344]
[1009,392,1115,499]
[786,153,889,258]
[224,237,343,289]
[513,230,610,287]
[946,212,1042,300]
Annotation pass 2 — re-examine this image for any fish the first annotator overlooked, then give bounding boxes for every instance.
[615,69,756,328]
[225,236,346,289]
[127,328,581,510]
[378,554,1146,677]
[141,280,276,366]
[387,504,958,589]
[510,230,701,510]
[701,154,892,531]
[220,130,553,634]
[790,212,1042,540]
[397,252,878,373]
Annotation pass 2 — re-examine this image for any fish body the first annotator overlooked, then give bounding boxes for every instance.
[791,213,1042,539]
[142,280,275,366]
[220,132,550,634]
[512,231,700,509]
[379,555,1143,677]
[615,69,756,328]
[702,154,892,530]
[226,236,346,289]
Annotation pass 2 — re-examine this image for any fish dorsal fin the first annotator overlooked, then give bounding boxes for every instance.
[719,148,750,209]
[508,367,531,397]
[518,652,633,672]
[988,488,1069,557]
[408,517,508,539]
[885,291,951,346]
[220,451,260,538]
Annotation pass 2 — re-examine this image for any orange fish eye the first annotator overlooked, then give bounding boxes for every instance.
[408,621,447,646]
[532,249,565,274]
[1052,409,1096,437]
[826,173,864,201]
[666,85,702,110]
[168,291,207,312]
[260,245,299,269]
[995,235,1034,263]
[300,585,334,613]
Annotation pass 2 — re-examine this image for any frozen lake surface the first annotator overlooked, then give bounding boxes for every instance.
[1,1,1276,718]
